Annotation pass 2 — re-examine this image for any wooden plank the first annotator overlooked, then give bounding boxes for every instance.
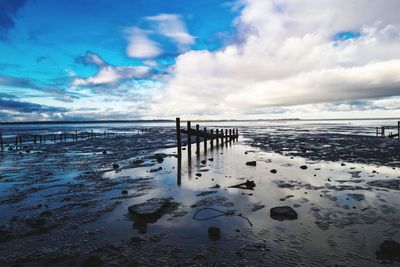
[176,118,182,157]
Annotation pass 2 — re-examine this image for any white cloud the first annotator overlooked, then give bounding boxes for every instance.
[126,27,162,58]
[148,0,400,118]
[146,14,195,47]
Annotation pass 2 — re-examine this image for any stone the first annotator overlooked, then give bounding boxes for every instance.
[300,165,308,170]
[121,190,128,195]
[149,167,162,173]
[112,163,119,169]
[376,240,400,263]
[81,256,102,267]
[270,206,298,220]
[208,227,220,241]
[208,158,214,161]
[195,173,202,177]
[246,161,256,166]
[201,160,206,164]
[270,169,277,174]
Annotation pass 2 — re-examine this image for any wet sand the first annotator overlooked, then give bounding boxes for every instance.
[0,127,400,266]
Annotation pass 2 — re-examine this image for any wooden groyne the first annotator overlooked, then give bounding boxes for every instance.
[376,121,400,139]
[175,118,239,157]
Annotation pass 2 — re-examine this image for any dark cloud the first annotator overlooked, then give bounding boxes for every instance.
[0,98,68,113]
[0,75,80,102]
[0,0,26,40]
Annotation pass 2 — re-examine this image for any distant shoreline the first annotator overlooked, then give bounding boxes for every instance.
[0,117,399,125]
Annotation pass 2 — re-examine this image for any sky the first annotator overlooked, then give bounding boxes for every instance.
[0,0,400,121]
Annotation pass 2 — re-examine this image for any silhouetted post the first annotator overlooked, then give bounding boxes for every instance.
[0,134,3,151]
[177,150,181,186]
[381,126,385,137]
[15,136,18,147]
[204,127,207,152]
[75,131,78,141]
[187,121,191,155]
[196,124,200,154]
[210,129,214,148]
[216,129,219,146]
[176,118,182,157]
[225,129,228,144]
[398,121,400,139]
[229,129,232,143]
[236,128,239,140]
[19,136,22,145]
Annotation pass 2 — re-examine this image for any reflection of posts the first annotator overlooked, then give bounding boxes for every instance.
[196,124,200,155]
[177,151,182,186]
[187,121,191,156]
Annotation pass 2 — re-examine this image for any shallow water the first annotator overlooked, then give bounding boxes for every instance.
[0,122,400,266]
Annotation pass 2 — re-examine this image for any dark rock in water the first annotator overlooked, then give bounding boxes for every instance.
[195,173,202,177]
[156,154,164,163]
[112,163,119,169]
[376,240,400,263]
[201,160,206,164]
[210,184,221,189]
[128,198,178,233]
[246,161,256,166]
[149,167,162,173]
[121,190,128,195]
[300,165,308,170]
[81,255,102,267]
[270,169,277,174]
[133,159,144,165]
[270,206,298,220]
[208,158,214,161]
[208,227,220,241]
[341,162,346,166]
[102,150,107,155]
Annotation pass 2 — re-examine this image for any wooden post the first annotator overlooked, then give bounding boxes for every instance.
[216,129,219,146]
[381,126,385,137]
[176,118,182,157]
[75,131,78,141]
[229,129,232,142]
[187,121,191,156]
[225,129,228,144]
[19,136,22,145]
[196,124,200,154]
[15,136,18,147]
[220,129,224,144]
[398,121,400,139]
[203,127,207,152]
[0,133,3,151]
[210,129,214,148]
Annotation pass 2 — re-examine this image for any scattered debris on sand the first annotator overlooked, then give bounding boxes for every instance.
[270,206,298,220]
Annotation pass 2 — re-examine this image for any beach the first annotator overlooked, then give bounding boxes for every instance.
[0,120,399,266]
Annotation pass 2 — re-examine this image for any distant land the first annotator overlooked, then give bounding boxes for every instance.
[0,117,399,125]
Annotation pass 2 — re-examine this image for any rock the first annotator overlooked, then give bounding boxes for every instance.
[149,167,162,173]
[300,165,308,170]
[102,150,107,155]
[195,173,202,177]
[208,227,220,241]
[112,163,119,169]
[270,169,277,174]
[376,240,400,263]
[155,154,164,163]
[133,159,144,165]
[81,256,102,267]
[201,160,206,164]
[209,184,221,189]
[208,158,214,161]
[270,206,298,220]
[121,190,128,195]
[246,161,256,166]
[252,204,265,212]
[128,198,178,233]
[341,162,346,166]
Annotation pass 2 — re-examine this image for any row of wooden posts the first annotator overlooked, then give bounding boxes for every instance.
[0,131,122,151]
[175,118,239,157]
[376,121,400,138]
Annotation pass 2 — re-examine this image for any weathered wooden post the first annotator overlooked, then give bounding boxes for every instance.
[381,126,385,137]
[196,124,200,154]
[210,129,214,148]
[176,118,182,157]
[187,121,191,156]
[216,129,219,146]
[0,133,3,151]
[225,129,228,144]
[398,121,400,139]
[19,136,22,145]
[229,129,232,142]
[204,127,207,152]
[15,136,18,147]
[220,129,224,144]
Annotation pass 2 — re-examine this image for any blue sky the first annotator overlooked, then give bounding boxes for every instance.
[1,0,400,121]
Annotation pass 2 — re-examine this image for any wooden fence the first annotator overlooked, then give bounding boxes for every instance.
[175,117,239,157]
[376,121,400,139]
